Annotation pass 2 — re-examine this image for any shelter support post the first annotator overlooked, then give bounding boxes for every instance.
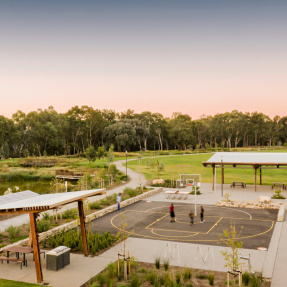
[29,212,43,283]
[254,166,258,191]
[212,165,215,191]
[260,168,262,185]
[78,200,89,256]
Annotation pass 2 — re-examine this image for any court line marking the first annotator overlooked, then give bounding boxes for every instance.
[144,204,253,219]
[110,210,275,242]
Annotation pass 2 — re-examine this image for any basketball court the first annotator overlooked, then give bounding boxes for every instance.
[91,200,277,250]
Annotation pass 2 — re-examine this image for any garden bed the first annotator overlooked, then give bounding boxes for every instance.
[83,261,271,287]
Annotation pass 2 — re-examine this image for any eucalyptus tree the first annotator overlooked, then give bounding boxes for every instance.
[278,116,287,144]
[167,113,195,150]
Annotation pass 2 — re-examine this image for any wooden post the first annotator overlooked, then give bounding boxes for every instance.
[124,251,127,280]
[128,250,131,277]
[227,264,230,287]
[239,263,242,287]
[260,168,262,185]
[29,213,43,283]
[28,228,33,247]
[254,166,257,191]
[118,251,120,276]
[78,200,89,256]
[212,165,215,191]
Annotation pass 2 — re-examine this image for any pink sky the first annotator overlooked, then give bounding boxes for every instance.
[1,1,286,120]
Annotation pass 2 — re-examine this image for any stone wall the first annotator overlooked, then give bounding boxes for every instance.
[0,187,163,251]
[215,200,281,210]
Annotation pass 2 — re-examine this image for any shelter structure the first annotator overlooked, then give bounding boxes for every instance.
[202,152,287,191]
[0,189,105,283]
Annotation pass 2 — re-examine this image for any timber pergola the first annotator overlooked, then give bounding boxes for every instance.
[0,189,106,283]
[202,152,287,191]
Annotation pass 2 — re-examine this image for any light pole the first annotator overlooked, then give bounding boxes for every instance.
[126,150,128,181]
[221,156,223,197]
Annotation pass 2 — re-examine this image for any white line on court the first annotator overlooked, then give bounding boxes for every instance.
[143,203,252,219]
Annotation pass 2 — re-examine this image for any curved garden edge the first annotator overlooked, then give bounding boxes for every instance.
[0,187,163,253]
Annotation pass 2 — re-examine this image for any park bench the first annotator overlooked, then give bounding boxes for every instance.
[164,191,190,200]
[0,256,27,269]
[272,183,286,190]
[231,181,246,188]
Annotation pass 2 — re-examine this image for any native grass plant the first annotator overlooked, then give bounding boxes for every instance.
[6,225,21,239]
[155,257,161,269]
[224,192,231,202]
[207,272,215,286]
[37,219,51,233]
[272,188,285,199]
[50,177,66,193]
[163,259,170,271]
[42,229,115,254]
[182,268,192,282]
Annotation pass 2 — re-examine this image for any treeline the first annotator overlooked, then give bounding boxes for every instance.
[0,106,287,158]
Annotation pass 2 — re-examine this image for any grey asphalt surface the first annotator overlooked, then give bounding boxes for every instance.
[91,200,277,250]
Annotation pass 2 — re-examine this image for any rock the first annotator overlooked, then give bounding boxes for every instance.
[152,179,165,184]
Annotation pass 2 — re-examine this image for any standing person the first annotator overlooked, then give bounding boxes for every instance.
[170,203,175,222]
[200,205,204,223]
[189,210,194,226]
[117,193,122,211]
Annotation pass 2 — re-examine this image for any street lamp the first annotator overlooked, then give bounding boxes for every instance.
[221,156,223,197]
[126,150,128,181]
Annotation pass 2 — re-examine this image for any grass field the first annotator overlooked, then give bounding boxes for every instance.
[128,152,287,185]
[0,279,47,287]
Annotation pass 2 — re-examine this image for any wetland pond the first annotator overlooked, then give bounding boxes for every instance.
[0,180,54,196]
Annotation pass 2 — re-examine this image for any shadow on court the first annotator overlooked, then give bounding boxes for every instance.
[90,201,278,250]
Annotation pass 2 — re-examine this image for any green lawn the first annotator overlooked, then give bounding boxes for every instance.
[128,152,287,185]
[0,279,46,287]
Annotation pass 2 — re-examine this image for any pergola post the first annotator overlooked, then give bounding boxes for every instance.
[78,200,89,256]
[29,213,43,283]
[254,166,258,191]
[212,165,215,191]
[260,168,262,185]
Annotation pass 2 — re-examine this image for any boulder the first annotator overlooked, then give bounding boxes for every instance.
[152,179,165,184]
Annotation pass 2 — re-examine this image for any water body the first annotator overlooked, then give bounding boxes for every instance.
[0,180,52,196]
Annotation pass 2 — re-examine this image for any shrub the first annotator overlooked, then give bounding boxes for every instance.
[146,271,157,285]
[207,273,214,285]
[129,274,141,287]
[155,257,160,269]
[163,259,169,271]
[163,272,174,287]
[37,219,51,233]
[175,272,181,284]
[182,268,192,281]
[242,272,250,286]
[42,212,52,221]
[89,202,102,210]
[138,268,147,273]
[196,273,208,279]
[6,225,21,239]
[62,208,77,219]
[96,274,106,287]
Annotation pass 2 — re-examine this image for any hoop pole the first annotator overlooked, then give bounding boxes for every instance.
[194,181,197,216]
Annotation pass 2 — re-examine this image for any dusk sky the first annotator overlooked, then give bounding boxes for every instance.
[1,0,286,119]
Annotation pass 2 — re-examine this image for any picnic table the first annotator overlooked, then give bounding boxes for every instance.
[272,183,286,190]
[5,246,45,262]
[164,191,190,200]
[231,181,246,188]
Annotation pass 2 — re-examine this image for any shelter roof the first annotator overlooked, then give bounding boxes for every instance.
[202,152,287,166]
[0,189,105,214]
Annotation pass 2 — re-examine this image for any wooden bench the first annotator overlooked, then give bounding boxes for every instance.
[231,181,246,188]
[0,256,27,269]
[272,183,286,190]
